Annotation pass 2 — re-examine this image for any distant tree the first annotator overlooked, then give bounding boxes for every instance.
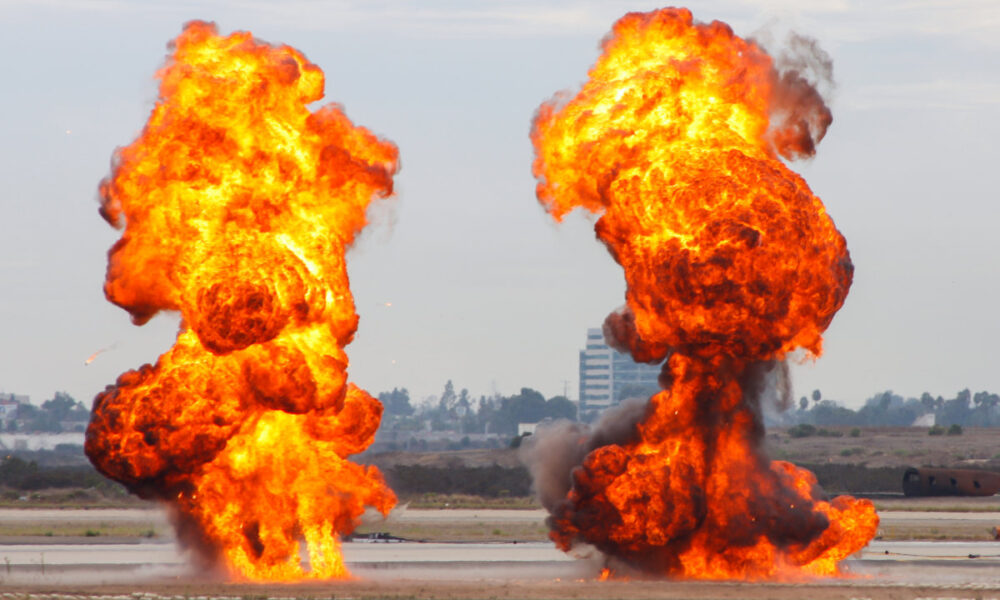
[378,388,414,417]
[971,391,1000,426]
[937,389,973,427]
[491,388,548,435]
[853,391,930,427]
[806,400,859,426]
[544,396,577,421]
[799,396,809,411]
[477,395,498,434]
[439,380,457,414]
[812,389,822,403]
[788,424,817,438]
[457,388,471,416]
[29,392,86,432]
[920,392,936,413]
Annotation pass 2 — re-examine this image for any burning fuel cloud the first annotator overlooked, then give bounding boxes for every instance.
[86,22,397,580]
[527,8,877,579]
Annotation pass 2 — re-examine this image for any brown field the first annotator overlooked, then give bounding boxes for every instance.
[764,426,1000,470]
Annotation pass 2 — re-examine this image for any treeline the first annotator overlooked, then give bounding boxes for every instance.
[379,382,576,436]
[4,392,89,433]
[783,389,1000,428]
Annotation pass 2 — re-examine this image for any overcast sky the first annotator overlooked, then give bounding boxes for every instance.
[1,0,998,410]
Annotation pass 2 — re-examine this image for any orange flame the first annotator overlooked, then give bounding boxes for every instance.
[85,21,398,581]
[531,8,877,579]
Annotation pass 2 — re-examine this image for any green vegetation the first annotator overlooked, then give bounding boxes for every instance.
[5,391,89,433]
[377,383,578,448]
[788,423,816,438]
[790,388,1000,428]
[786,424,844,438]
[0,455,108,490]
[0,455,134,507]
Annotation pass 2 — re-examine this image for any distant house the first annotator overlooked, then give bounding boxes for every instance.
[517,422,538,436]
[0,398,21,426]
[0,393,29,403]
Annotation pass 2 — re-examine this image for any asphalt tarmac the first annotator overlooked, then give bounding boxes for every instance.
[2,508,1000,589]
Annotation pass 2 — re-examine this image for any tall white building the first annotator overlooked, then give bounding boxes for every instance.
[578,328,662,419]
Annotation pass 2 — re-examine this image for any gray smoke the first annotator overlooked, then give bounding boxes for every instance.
[520,397,649,512]
[521,359,793,518]
[760,32,836,160]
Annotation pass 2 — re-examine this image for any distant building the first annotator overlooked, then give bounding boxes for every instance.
[0,400,17,425]
[0,393,27,427]
[578,328,662,419]
[517,420,550,436]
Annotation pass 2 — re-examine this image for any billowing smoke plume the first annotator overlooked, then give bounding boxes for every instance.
[764,32,836,160]
[521,398,648,513]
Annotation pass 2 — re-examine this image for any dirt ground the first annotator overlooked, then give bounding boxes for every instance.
[765,426,1000,469]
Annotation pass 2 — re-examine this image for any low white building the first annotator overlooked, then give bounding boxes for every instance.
[0,395,24,427]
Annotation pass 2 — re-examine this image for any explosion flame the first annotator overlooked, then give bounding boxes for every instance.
[86,21,398,581]
[530,8,877,579]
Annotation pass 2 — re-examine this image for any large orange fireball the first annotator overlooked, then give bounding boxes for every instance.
[86,21,398,581]
[530,8,877,579]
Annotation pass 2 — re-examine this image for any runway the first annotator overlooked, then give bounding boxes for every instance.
[2,539,1000,587]
[3,508,1000,593]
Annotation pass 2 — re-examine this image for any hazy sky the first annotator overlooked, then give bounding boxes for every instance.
[1,0,998,410]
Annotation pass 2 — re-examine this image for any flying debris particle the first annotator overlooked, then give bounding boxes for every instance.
[84,343,117,366]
